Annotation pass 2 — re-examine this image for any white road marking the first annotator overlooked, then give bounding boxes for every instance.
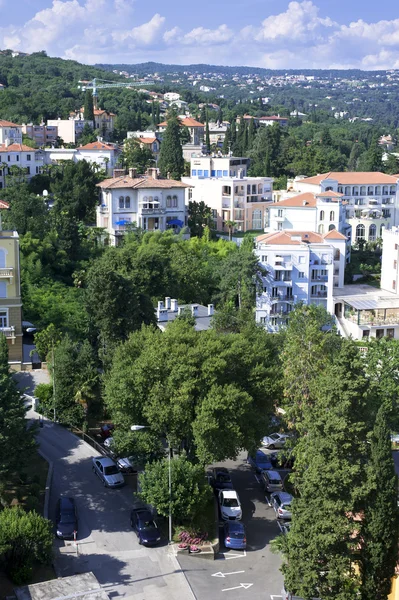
[270,596,283,599]
[254,474,261,484]
[219,550,246,560]
[212,571,245,578]
[222,583,253,592]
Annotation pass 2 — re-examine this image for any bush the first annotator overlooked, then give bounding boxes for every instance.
[8,564,33,585]
[25,495,40,512]
[29,483,42,498]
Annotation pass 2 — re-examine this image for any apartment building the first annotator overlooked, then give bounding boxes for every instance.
[96,169,189,245]
[182,156,273,233]
[291,172,399,245]
[47,118,93,145]
[0,119,43,189]
[22,123,58,147]
[0,228,22,366]
[0,120,23,145]
[255,229,347,332]
[158,116,204,146]
[126,131,161,163]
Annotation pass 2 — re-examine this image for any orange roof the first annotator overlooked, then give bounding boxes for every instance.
[300,171,398,185]
[273,193,317,207]
[259,115,288,121]
[0,143,35,152]
[97,176,189,190]
[138,137,158,144]
[94,108,116,116]
[0,200,10,209]
[256,230,325,245]
[158,116,204,128]
[323,229,347,240]
[316,190,343,198]
[78,141,115,150]
[0,120,21,127]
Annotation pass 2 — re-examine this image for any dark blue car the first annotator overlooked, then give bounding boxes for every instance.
[247,450,273,473]
[130,508,161,546]
[223,521,246,549]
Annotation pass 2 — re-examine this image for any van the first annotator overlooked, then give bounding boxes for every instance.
[261,469,283,493]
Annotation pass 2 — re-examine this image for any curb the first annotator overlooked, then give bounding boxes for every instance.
[172,551,197,599]
[38,448,53,520]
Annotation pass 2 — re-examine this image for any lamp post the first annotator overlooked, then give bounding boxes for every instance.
[131,425,172,544]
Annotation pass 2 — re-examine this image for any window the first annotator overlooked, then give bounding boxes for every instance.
[172,195,178,207]
[369,224,376,241]
[217,170,222,177]
[259,317,267,324]
[325,186,333,191]
[166,195,172,208]
[278,209,283,217]
[211,170,216,177]
[318,224,325,234]
[223,170,228,176]
[344,186,350,195]
[319,210,324,221]
[27,154,31,161]
[119,195,124,209]
[329,210,335,221]
[7,155,10,161]
[272,287,279,297]
[261,255,268,263]
[277,222,283,231]
[329,224,336,231]
[198,170,203,176]
[396,244,399,250]
[393,280,396,291]
[191,170,197,176]
[204,170,209,177]
[387,328,395,339]
[0,282,6,298]
[16,155,19,162]
[26,166,30,175]
[376,329,384,339]
[298,272,305,279]
[298,256,305,264]
[125,195,130,209]
[0,310,7,327]
[188,189,192,200]
[356,224,365,240]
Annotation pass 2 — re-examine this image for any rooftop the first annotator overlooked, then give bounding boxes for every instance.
[0,119,21,127]
[14,572,110,600]
[0,143,35,152]
[334,284,399,310]
[97,176,189,190]
[78,141,116,150]
[256,229,346,245]
[299,171,398,185]
[156,301,215,332]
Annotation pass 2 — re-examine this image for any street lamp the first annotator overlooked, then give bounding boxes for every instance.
[130,425,172,544]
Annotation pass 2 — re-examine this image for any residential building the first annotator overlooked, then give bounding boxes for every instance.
[182,156,273,233]
[47,118,93,145]
[208,122,230,146]
[291,172,399,245]
[76,141,120,174]
[0,227,23,366]
[255,230,347,332]
[0,119,23,145]
[158,116,204,146]
[21,123,58,147]
[0,142,43,189]
[126,132,161,163]
[156,297,215,331]
[96,169,189,245]
[381,226,399,293]
[93,108,116,138]
[259,115,289,126]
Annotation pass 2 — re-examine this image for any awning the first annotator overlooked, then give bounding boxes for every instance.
[167,219,184,226]
[115,219,131,225]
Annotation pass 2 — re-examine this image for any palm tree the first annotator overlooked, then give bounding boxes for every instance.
[225,220,237,241]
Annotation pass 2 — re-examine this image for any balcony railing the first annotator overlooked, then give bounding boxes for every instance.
[141,207,166,214]
[0,326,15,339]
[310,291,328,298]
[0,268,13,278]
[311,275,328,282]
[271,295,294,302]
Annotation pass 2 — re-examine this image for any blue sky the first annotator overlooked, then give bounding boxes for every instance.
[1,0,399,69]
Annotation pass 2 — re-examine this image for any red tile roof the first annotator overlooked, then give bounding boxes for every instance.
[299,171,398,185]
[97,176,189,190]
[259,116,288,121]
[256,229,345,245]
[273,193,317,207]
[0,143,35,152]
[158,116,204,128]
[0,120,21,127]
[138,137,158,144]
[323,229,347,240]
[0,200,10,209]
[78,141,115,150]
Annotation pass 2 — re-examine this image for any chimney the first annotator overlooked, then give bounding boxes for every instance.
[157,300,164,311]
[129,167,138,178]
[178,306,185,316]
[191,305,199,317]
[165,296,171,310]
[157,308,168,322]
[238,168,244,179]
[4,138,9,148]
[208,303,214,316]
[148,167,158,179]
[113,168,125,178]
[171,299,178,312]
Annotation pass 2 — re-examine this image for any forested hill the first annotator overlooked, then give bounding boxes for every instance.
[0,50,124,123]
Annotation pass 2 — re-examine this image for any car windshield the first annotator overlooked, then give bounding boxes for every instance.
[223,497,239,507]
[258,455,269,463]
[269,478,281,484]
[104,465,119,475]
[141,520,157,529]
[217,474,230,482]
[60,512,75,524]
[270,433,280,440]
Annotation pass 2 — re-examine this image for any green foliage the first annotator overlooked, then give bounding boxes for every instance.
[188,201,214,238]
[158,110,184,180]
[121,138,154,173]
[217,246,262,310]
[138,453,213,525]
[33,324,62,362]
[83,89,94,122]
[0,506,53,583]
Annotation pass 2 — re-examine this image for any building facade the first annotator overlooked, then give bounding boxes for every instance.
[0,143,43,189]
[182,156,273,233]
[22,123,58,147]
[291,172,399,245]
[0,229,22,365]
[96,170,189,245]
[47,118,93,145]
[0,120,23,145]
[255,230,347,332]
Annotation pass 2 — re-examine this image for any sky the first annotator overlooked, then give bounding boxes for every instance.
[1,0,399,69]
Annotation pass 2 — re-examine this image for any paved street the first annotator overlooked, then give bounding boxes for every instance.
[178,453,285,600]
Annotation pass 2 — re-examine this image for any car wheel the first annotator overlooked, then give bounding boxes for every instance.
[103,479,107,487]
[138,537,142,545]
[269,444,275,449]
[92,465,95,473]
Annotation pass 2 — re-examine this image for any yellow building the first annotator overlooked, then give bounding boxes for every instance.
[0,228,22,366]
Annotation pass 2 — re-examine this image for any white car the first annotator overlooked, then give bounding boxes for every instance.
[92,457,125,488]
[262,433,290,449]
[117,455,140,473]
[218,490,242,521]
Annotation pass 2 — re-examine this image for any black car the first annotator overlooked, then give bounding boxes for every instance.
[209,467,234,492]
[130,508,161,546]
[55,497,78,539]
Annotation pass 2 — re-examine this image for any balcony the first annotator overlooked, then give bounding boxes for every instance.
[0,268,13,278]
[0,326,15,339]
[222,201,231,208]
[311,275,328,282]
[310,291,328,298]
[141,207,166,214]
[271,295,294,302]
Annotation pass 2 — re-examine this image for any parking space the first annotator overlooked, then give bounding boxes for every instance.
[178,451,286,600]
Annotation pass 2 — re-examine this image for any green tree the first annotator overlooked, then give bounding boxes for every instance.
[158,111,184,180]
[0,506,53,584]
[51,160,100,223]
[79,122,97,145]
[361,405,399,600]
[84,89,94,123]
[205,112,210,153]
[217,246,261,310]
[139,453,212,525]
[122,138,154,173]
[188,200,213,238]
[33,323,62,362]
[222,128,230,155]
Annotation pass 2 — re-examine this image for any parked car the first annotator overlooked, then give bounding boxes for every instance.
[247,450,273,473]
[270,491,293,520]
[104,436,114,449]
[218,490,242,521]
[117,455,141,474]
[223,521,246,549]
[55,497,78,539]
[262,433,290,449]
[130,508,161,546]
[100,423,114,440]
[209,467,234,491]
[278,521,292,535]
[92,456,124,488]
[261,470,283,493]
[271,451,295,470]
[22,321,37,336]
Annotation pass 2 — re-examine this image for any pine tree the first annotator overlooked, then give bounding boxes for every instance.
[230,119,237,147]
[83,90,94,123]
[205,112,210,153]
[222,128,230,155]
[156,103,160,126]
[217,107,223,125]
[158,110,185,180]
[361,405,399,600]
[151,101,156,127]
[199,105,206,123]
[247,118,256,151]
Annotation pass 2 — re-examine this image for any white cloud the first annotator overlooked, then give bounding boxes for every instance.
[1,0,399,68]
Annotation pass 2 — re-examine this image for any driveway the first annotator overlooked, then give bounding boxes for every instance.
[178,452,285,600]
[25,405,194,600]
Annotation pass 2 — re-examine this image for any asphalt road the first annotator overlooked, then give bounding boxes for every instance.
[22,396,194,600]
[178,452,285,600]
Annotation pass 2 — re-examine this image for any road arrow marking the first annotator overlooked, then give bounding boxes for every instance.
[220,550,246,560]
[222,583,253,592]
[212,570,245,578]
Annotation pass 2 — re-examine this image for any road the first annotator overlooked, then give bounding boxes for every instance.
[178,453,285,600]
[18,374,194,600]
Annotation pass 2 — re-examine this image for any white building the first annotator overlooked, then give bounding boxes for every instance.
[182,156,273,233]
[41,141,120,175]
[0,143,43,190]
[255,229,347,332]
[291,172,399,245]
[47,118,93,145]
[96,169,189,245]
[381,226,399,293]
[0,120,23,145]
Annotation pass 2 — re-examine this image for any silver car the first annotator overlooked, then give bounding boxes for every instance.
[92,456,125,488]
[271,491,293,519]
[261,470,283,493]
[262,433,290,449]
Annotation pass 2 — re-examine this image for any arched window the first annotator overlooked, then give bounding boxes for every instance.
[172,194,178,207]
[0,249,5,269]
[318,224,324,234]
[166,195,172,208]
[125,195,130,208]
[375,186,381,195]
[345,186,351,195]
[329,224,336,231]
[352,186,359,196]
[356,224,365,240]
[338,186,343,194]
[148,196,153,203]
[119,195,124,209]
[330,210,335,221]
[319,210,325,221]
[154,196,159,203]
[369,224,376,241]
[360,186,366,196]
[368,186,373,195]
[325,186,333,191]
